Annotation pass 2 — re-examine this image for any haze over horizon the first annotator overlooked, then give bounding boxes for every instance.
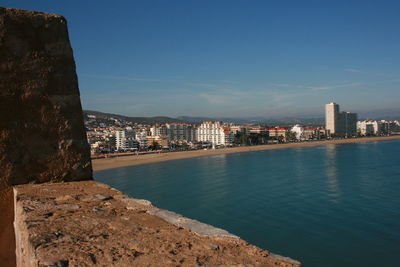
[4,1,400,118]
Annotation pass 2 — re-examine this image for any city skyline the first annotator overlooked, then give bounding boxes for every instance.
[4,1,400,117]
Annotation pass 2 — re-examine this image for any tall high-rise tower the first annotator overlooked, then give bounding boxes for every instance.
[325,102,339,134]
[325,102,358,136]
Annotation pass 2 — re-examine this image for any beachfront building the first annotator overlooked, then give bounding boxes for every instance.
[380,120,391,134]
[249,126,269,135]
[114,129,139,151]
[196,121,233,146]
[115,130,126,151]
[325,102,357,137]
[150,124,169,137]
[289,125,327,141]
[135,130,148,149]
[147,135,169,149]
[166,123,195,141]
[325,102,339,135]
[223,127,235,146]
[230,125,242,135]
[125,128,139,151]
[268,127,290,141]
[342,112,358,136]
[304,127,327,140]
[357,121,375,136]
[357,120,390,136]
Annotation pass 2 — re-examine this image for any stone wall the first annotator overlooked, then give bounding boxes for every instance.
[0,188,15,266]
[0,7,92,187]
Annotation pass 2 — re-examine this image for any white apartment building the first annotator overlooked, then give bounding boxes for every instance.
[196,121,233,146]
[150,124,169,137]
[135,131,148,148]
[325,102,339,134]
[357,120,390,136]
[115,129,138,151]
[357,121,375,135]
[115,130,126,150]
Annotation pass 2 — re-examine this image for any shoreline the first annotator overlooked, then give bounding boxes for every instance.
[92,136,400,172]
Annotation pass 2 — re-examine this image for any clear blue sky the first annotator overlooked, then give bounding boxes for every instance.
[3,1,400,118]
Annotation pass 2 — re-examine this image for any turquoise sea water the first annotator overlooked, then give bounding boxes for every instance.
[95,140,400,267]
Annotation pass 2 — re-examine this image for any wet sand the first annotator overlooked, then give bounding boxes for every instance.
[92,136,400,171]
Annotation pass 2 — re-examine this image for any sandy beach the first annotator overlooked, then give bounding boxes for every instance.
[92,136,400,171]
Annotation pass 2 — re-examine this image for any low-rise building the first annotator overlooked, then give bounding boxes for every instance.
[303,127,327,140]
[249,126,268,135]
[268,127,290,141]
[147,135,169,149]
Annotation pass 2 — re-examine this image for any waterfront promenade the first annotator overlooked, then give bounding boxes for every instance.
[92,136,400,171]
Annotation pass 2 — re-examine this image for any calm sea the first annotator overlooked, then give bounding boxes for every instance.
[95,140,400,267]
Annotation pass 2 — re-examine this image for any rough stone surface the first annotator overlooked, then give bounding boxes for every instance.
[14,181,301,267]
[0,7,92,188]
[0,188,16,266]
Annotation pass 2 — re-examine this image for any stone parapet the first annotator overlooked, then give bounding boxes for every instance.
[14,181,301,267]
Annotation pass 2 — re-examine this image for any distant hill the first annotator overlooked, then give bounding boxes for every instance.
[176,116,251,124]
[83,110,183,124]
[84,110,327,126]
[177,116,325,126]
[260,117,325,126]
[357,108,400,121]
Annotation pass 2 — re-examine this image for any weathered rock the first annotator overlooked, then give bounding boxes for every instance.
[0,7,92,188]
[0,188,15,266]
[14,181,301,267]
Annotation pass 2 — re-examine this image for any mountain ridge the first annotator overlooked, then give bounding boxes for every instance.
[84,110,400,126]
